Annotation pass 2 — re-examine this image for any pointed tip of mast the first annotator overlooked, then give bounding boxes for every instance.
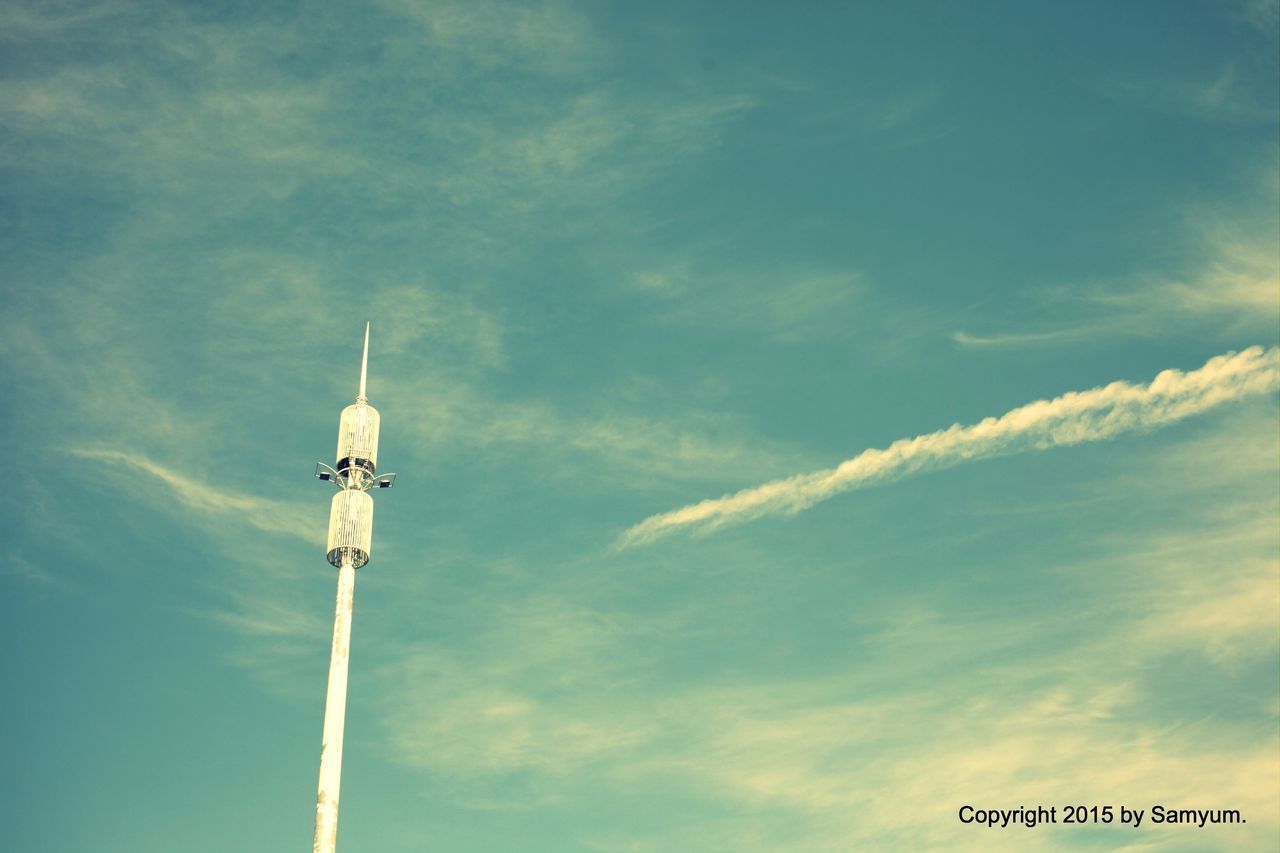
[358,321,370,401]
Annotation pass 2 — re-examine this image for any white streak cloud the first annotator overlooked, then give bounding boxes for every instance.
[621,346,1280,547]
[72,448,322,543]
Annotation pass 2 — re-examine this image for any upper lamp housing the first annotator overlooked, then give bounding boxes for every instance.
[335,401,380,477]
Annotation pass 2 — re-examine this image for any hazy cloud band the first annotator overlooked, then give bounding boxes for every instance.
[621,346,1280,547]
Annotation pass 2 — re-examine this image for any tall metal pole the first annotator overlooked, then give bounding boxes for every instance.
[313,557,356,853]
[310,322,396,853]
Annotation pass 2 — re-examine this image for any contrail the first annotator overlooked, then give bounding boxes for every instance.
[619,346,1279,548]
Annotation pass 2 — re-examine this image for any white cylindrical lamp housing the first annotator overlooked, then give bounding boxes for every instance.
[326,490,374,569]
[335,402,380,476]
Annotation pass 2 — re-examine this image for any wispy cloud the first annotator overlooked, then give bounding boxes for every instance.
[627,263,864,343]
[204,595,328,640]
[794,87,939,138]
[953,212,1280,348]
[949,328,1098,348]
[1236,0,1280,34]
[1097,220,1280,321]
[2,550,68,589]
[72,448,322,542]
[1100,62,1278,124]
[621,346,1280,546]
[658,490,1279,849]
[370,415,1278,847]
[863,89,937,133]
[375,0,600,76]
[379,360,807,487]
[424,88,756,214]
[0,1,129,39]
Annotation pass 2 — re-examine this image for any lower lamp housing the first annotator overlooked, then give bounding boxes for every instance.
[326,489,374,569]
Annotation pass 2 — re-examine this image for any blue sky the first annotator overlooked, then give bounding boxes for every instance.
[2,1,1278,850]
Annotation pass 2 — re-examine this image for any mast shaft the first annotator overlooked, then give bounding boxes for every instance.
[313,558,356,853]
[358,322,369,402]
[311,321,391,851]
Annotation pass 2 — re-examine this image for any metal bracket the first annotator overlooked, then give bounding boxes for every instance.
[316,462,397,492]
[315,461,341,484]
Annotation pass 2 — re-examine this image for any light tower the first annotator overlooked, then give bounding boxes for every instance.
[311,322,396,853]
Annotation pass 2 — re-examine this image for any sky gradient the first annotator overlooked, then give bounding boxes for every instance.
[2,1,1278,850]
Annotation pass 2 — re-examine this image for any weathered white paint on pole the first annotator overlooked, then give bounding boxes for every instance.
[313,557,356,853]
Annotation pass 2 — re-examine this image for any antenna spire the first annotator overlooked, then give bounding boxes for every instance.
[358,321,370,402]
